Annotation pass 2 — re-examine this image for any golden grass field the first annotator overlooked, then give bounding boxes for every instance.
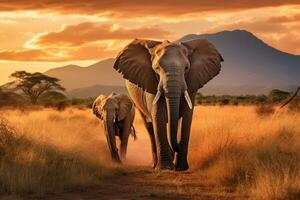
[0,105,299,199]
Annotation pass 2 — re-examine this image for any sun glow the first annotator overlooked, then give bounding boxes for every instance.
[0,2,300,84]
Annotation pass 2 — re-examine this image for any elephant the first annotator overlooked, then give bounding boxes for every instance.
[113,39,223,170]
[92,93,136,163]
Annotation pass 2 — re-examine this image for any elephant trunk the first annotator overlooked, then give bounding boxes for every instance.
[162,74,186,153]
[166,96,181,152]
[103,116,121,163]
[154,74,190,153]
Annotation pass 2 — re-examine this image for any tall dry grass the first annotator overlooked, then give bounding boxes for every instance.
[0,105,299,199]
[0,108,113,195]
[189,106,300,199]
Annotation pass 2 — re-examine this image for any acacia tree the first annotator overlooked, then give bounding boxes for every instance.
[7,71,65,104]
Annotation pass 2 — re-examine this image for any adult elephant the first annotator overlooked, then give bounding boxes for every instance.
[113,39,223,170]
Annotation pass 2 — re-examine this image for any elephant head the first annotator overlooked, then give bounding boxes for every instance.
[93,93,133,162]
[93,93,132,122]
[114,39,223,152]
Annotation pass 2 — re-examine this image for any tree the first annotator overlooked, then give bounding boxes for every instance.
[280,86,300,110]
[40,91,67,104]
[194,92,203,104]
[6,71,65,104]
[268,89,291,103]
[0,88,25,106]
[255,94,268,104]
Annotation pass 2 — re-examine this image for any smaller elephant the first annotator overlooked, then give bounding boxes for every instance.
[92,93,136,163]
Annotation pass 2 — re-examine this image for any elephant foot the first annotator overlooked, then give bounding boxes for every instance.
[155,162,174,170]
[120,154,127,163]
[175,161,189,171]
[175,154,189,171]
[113,158,122,164]
[112,154,122,164]
[152,162,157,169]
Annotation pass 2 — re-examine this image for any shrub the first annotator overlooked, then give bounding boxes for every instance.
[0,89,27,107]
[53,100,69,111]
[232,100,239,106]
[0,117,18,160]
[194,92,203,105]
[255,104,275,117]
[268,89,291,103]
[220,98,230,105]
[255,94,268,104]
[39,91,67,104]
[0,114,109,195]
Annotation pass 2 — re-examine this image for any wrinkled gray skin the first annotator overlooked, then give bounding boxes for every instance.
[114,39,223,170]
[93,93,135,163]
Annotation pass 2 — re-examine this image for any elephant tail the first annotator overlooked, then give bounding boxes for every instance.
[130,125,137,141]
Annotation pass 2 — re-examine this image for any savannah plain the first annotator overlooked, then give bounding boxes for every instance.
[1,105,299,200]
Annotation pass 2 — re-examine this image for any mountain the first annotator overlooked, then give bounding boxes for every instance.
[177,30,299,94]
[45,58,124,91]
[67,85,127,98]
[45,30,299,97]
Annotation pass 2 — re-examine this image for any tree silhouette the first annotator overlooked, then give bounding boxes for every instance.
[280,86,300,108]
[268,89,291,103]
[7,71,65,104]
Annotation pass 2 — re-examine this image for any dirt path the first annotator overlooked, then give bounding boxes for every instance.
[38,167,246,200]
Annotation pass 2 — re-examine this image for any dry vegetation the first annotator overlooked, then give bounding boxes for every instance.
[0,108,113,196]
[0,105,299,199]
[189,106,300,199]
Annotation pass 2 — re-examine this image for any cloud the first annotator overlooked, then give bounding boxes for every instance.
[0,1,300,17]
[0,49,49,61]
[267,13,300,23]
[27,22,170,48]
[0,22,171,62]
[0,44,118,62]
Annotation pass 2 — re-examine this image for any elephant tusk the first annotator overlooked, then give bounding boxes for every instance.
[152,90,161,105]
[184,90,193,109]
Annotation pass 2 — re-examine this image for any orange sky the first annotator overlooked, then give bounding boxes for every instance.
[0,1,300,84]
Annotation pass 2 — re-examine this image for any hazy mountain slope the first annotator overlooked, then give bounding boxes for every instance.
[45,58,124,91]
[45,30,300,96]
[67,85,127,98]
[178,30,300,88]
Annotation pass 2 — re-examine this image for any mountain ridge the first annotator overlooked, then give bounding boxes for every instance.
[179,30,299,57]
[45,30,299,97]
[45,58,124,91]
[67,84,127,98]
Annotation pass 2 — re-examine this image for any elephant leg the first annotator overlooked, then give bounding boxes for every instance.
[120,114,134,161]
[175,96,195,171]
[151,99,174,170]
[139,110,158,168]
[120,129,129,161]
[104,130,121,164]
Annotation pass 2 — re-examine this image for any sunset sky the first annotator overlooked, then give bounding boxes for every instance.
[0,1,300,84]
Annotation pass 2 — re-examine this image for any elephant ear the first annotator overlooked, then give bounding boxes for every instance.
[92,95,106,120]
[182,39,224,94]
[113,39,162,94]
[115,94,133,121]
